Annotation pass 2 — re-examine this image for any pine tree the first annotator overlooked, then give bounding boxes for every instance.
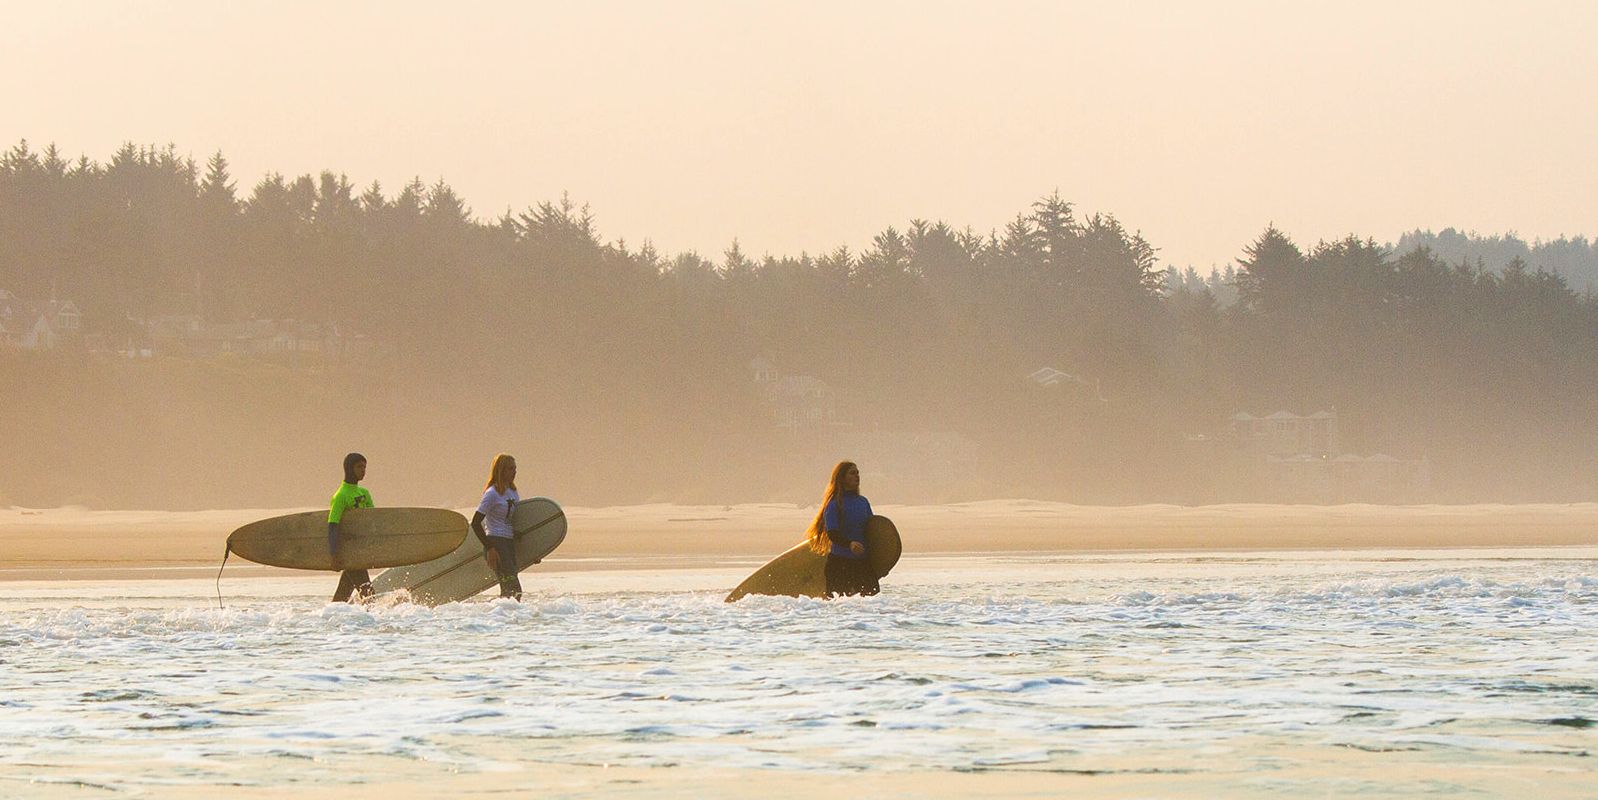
[199,151,238,214]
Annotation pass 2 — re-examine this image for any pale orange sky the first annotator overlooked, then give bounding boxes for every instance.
[4,0,1595,269]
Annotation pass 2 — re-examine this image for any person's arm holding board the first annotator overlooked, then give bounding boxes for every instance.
[472,509,496,570]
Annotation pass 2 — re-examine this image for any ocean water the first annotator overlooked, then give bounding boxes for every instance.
[2,550,1596,795]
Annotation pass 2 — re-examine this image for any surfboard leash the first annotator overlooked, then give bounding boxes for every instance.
[215,542,231,610]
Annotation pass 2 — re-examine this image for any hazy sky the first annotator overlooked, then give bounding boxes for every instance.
[5,0,1595,269]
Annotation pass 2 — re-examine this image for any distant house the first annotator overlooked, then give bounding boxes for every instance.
[1182,409,1431,502]
[147,314,203,336]
[142,316,349,360]
[0,289,85,348]
[112,321,155,358]
[749,356,844,431]
[18,313,58,349]
[1258,451,1430,503]
[1026,366,1107,402]
[1028,367,1071,387]
[0,289,18,345]
[7,294,84,351]
[1332,453,1429,499]
[1263,453,1332,498]
[749,356,779,385]
[189,319,345,358]
[771,374,839,431]
[0,290,16,347]
[43,299,81,334]
[1229,410,1339,457]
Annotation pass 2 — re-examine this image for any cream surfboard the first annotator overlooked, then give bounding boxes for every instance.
[371,496,567,605]
[226,507,467,571]
[725,515,901,602]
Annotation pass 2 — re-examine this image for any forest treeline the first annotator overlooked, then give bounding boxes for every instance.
[1395,229,1598,293]
[2,141,1595,508]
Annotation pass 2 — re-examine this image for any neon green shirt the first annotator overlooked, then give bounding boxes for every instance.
[328,482,374,523]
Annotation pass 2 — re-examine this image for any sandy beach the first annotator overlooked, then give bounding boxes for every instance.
[3,501,1596,580]
[14,748,1591,800]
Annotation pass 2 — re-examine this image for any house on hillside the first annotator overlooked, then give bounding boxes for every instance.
[43,299,81,335]
[749,357,845,432]
[89,314,154,358]
[1185,409,1429,502]
[144,311,202,336]
[141,315,351,360]
[0,289,18,330]
[750,356,779,385]
[1026,366,1108,402]
[188,319,346,358]
[1028,367,1071,387]
[18,313,57,349]
[0,289,17,347]
[2,292,84,351]
[771,374,839,431]
[1229,410,1339,457]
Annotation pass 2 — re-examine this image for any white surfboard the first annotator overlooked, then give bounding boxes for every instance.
[371,496,567,605]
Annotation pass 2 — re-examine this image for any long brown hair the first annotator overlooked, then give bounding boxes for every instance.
[806,460,857,555]
[485,453,517,495]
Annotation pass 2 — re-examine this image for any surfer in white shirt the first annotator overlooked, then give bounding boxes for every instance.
[472,453,523,600]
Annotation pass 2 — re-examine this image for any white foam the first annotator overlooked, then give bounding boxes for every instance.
[1,552,1595,790]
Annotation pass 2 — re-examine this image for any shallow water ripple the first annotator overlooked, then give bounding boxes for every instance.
[1,556,1595,791]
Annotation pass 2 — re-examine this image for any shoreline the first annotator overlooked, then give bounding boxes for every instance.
[3,501,1596,581]
[11,751,1594,800]
[4,545,1597,585]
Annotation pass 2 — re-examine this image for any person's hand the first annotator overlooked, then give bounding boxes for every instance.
[850,541,865,556]
[485,548,500,570]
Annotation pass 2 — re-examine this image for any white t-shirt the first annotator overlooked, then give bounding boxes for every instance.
[477,487,520,539]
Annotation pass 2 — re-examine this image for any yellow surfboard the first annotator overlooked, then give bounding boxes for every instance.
[725,515,901,602]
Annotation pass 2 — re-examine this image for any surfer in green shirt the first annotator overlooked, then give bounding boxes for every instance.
[328,452,375,603]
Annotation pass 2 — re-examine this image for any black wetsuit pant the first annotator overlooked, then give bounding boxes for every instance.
[486,536,522,600]
[332,569,372,603]
[328,522,372,602]
[825,553,880,598]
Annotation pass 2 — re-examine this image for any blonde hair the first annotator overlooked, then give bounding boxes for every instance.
[485,453,518,495]
[805,461,857,555]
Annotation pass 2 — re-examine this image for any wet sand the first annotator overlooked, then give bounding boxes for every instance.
[9,737,1592,800]
[3,501,1596,581]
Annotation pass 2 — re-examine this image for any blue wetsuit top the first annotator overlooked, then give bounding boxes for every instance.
[823,493,872,560]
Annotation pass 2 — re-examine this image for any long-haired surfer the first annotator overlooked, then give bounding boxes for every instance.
[328,452,375,603]
[805,460,880,598]
[472,453,523,601]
